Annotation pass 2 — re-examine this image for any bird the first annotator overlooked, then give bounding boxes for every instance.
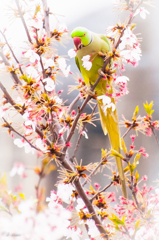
[71,27,127,198]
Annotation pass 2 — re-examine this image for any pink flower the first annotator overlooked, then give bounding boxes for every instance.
[66,142,71,147]
[142,175,148,181]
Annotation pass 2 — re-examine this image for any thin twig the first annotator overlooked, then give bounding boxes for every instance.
[0,30,23,75]
[67,94,80,114]
[122,126,133,138]
[15,0,32,43]
[152,128,159,148]
[0,51,22,85]
[82,152,111,187]
[90,182,113,202]
[42,0,50,37]
[71,103,98,160]
[2,117,42,152]
[0,81,52,147]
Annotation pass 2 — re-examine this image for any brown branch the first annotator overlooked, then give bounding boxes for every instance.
[82,152,111,187]
[0,51,22,85]
[15,0,32,43]
[122,126,133,138]
[0,81,51,147]
[71,103,98,160]
[67,94,80,114]
[151,128,159,148]
[42,0,50,37]
[2,117,42,152]
[90,182,113,202]
[0,81,20,110]
[0,30,23,75]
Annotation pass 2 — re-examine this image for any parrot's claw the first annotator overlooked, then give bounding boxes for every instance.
[98,68,105,77]
[86,87,95,97]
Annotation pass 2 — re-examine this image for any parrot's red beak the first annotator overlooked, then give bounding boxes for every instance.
[73,37,82,50]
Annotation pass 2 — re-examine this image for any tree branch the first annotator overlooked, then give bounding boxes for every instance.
[42,0,50,37]
[0,51,22,85]
[0,30,24,75]
[2,117,42,152]
[90,181,113,202]
[15,0,32,43]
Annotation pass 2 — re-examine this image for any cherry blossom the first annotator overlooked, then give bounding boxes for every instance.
[81,55,92,71]
[38,58,55,72]
[57,183,74,204]
[134,7,150,19]
[86,219,100,238]
[97,95,116,115]
[57,57,71,77]
[115,76,129,84]
[119,27,137,50]
[43,77,55,91]
[10,162,26,177]
[24,50,40,63]
[68,48,77,58]
[81,130,88,139]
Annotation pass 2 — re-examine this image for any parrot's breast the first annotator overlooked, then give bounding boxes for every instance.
[76,32,109,94]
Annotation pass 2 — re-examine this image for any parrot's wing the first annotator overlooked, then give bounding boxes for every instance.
[100,34,111,52]
[75,56,81,72]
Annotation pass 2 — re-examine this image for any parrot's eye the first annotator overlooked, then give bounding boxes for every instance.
[83,33,86,37]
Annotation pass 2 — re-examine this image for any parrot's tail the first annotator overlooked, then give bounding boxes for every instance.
[98,103,127,198]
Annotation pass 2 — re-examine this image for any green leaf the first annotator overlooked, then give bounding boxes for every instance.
[129,162,136,176]
[124,165,130,173]
[132,105,139,121]
[18,193,25,200]
[143,101,154,117]
[111,149,124,159]
[109,213,125,226]
[134,153,141,166]
[20,74,32,83]
[135,219,140,232]
[135,170,139,183]
[120,138,127,155]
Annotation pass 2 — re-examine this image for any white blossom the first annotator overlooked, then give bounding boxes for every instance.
[57,183,74,204]
[25,120,36,132]
[81,130,88,139]
[75,198,86,212]
[14,138,25,148]
[134,7,150,19]
[43,77,55,91]
[68,48,77,58]
[38,58,55,72]
[57,57,70,77]
[10,162,25,177]
[24,143,34,154]
[82,55,92,71]
[116,76,129,84]
[35,138,47,152]
[0,108,6,118]
[97,95,116,116]
[86,219,100,238]
[119,27,137,50]
[24,50,40,63]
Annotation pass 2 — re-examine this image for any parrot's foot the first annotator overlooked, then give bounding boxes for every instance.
[98,68,105,77]
[86,86,95,97]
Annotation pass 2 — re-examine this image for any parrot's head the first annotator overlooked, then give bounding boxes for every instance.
[71,27,92,50]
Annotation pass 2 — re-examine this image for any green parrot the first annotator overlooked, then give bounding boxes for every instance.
[71,27,127,198]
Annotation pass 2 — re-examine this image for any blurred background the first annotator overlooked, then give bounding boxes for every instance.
[0,0,159,200]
